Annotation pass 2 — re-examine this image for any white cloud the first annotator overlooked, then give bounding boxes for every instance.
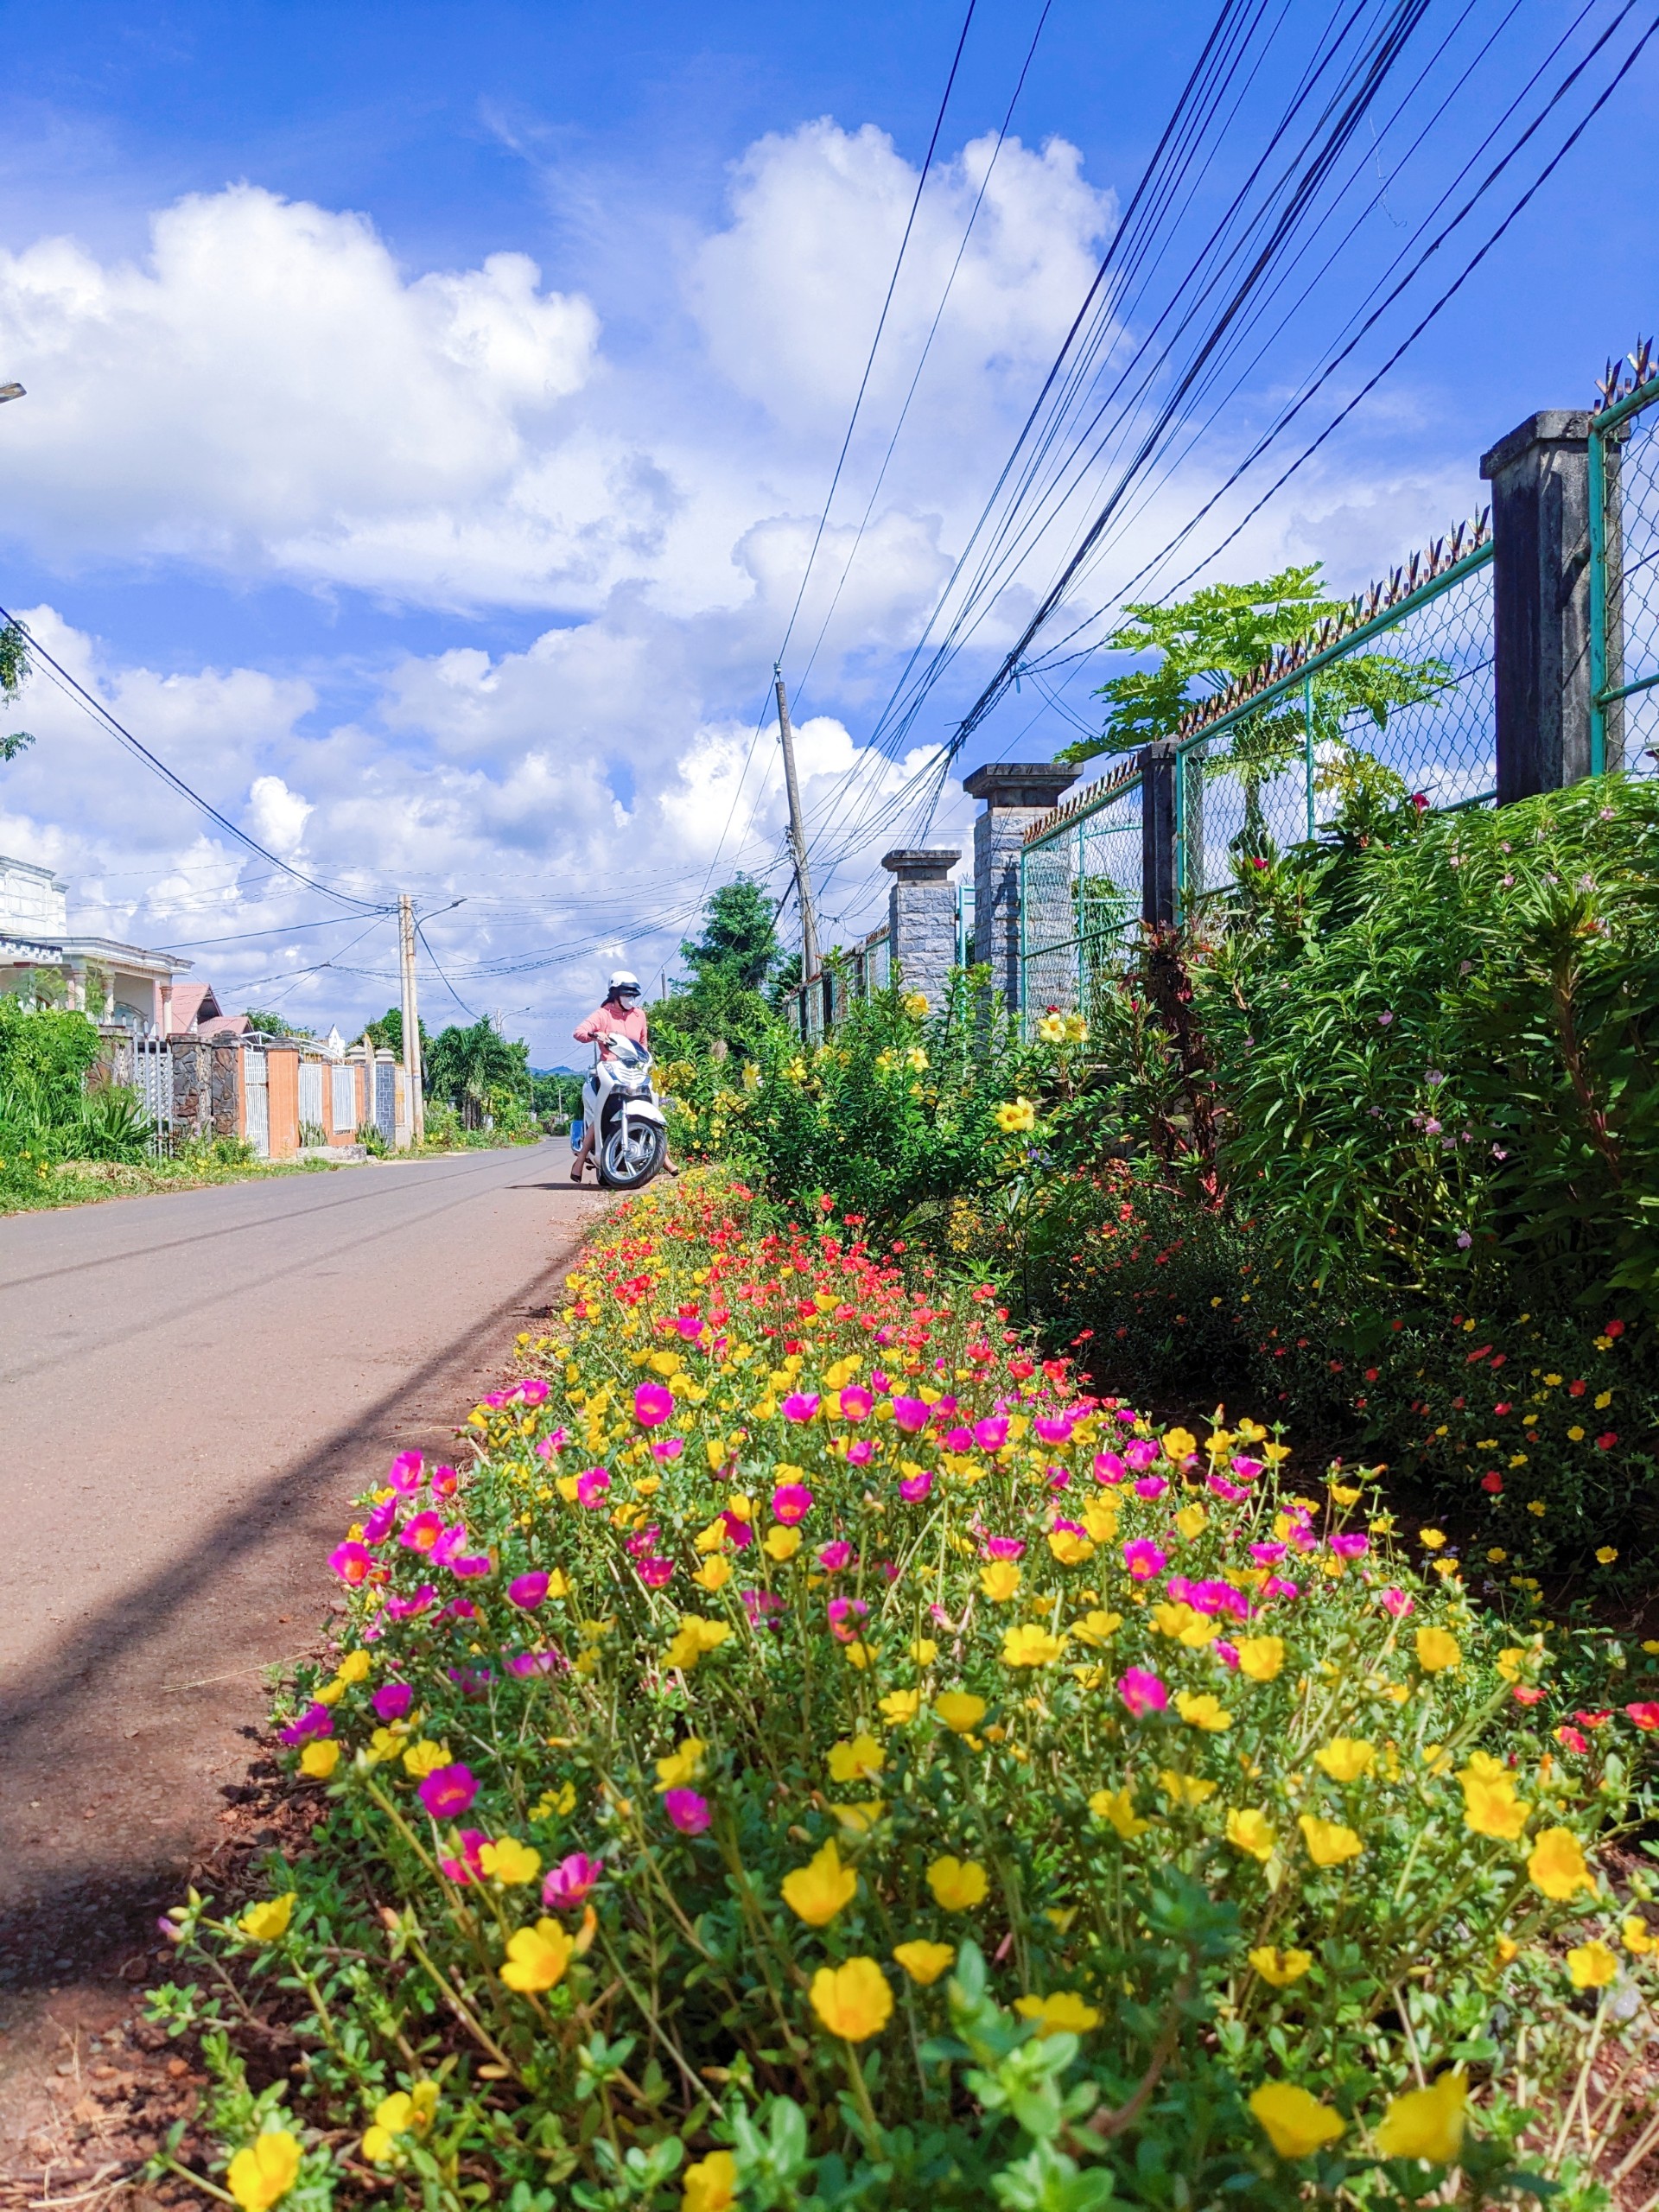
[247,774,312,859]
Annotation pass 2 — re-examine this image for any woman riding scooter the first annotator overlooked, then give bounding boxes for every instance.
[569,971,649,1183]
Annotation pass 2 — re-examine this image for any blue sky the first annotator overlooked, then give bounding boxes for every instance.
[0,1,1655,1057]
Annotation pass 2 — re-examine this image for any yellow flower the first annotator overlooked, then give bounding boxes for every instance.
[810,1956,893,2040]
[682,2149,738,2212]
[901,991,929,1020]
[827,1733,886,1782]
[1418,1527,1446,1550]
[692,1556,734,1592]
[1082,1499,1120,1543]
[822,1357,860,1389]
[926,1856,988,1910]
[1001,1624,1062,1668]
[1174,1690,1232,1732]
[1235,1636,1285,1681]
[880,1688,921,1725]
[1623,1915,1655,1955]
[1226,1808,1276,1861]
[1162,1427,1198,1463]
[1299,1815,1363,1866]
[1375,2073,1466,2164]
[664,1616,731,1671]
[1014,1990,1102,2037]
[1249,2082,1344,2161]
[1249,1946,1312,1987]
[781,1839,858,1928]
[1595,1546,1618,1566]
[239,1893,296,1942]
[1262,1441,1292,1465]
[1048,1529,1095,1566]
[499,1917,575,1993]
[762,1524,802,1561]
[830,1802,886,1834]
[893,1940,957,1986]
[1159,1770,1217,1808]
[1071,1608,1123,1647]
[1091,1785,1151,1838]
[1528,1827,1594,1901]
[1313,1738,1376,1783]
[336,1649,372,1684]
[299,1740,340,1779]
[1459,1772,1529,1841]
[1038,1014,1066,1044]
[1567,1940,1618,1990]
[655,1738,706,1791]
[911,1637,940,1665]
[1414,1627,1461,1673]
[479,1837,541,1886]
[1174,1503,1207,1541]
[226,2132,303,2212]
[363,2081,439,2158]
[403,1738,451,1777]
[995,1098,1037,1134]
[980,1560,1022,1602]
[365,1726,409,1764]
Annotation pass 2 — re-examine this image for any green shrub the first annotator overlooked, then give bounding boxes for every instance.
[156,1175,1658,2211]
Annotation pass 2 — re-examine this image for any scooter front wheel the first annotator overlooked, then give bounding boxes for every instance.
[599,1120,666,1189]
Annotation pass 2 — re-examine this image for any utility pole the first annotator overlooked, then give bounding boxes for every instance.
[773,665,820,981]
[398,893,426,1145]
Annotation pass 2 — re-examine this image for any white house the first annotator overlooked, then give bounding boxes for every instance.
[0,854,193,1033]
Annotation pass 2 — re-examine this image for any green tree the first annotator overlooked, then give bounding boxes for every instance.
[244,1007,315,1038]
[364,1007,430,1058]
[650,876,781,1062]
[424,1017,531,1128]
[1,621,34,764]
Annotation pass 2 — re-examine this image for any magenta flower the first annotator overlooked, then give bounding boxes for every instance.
[517,1379,550,1406]
[828,1596,869,1643]
[386,1451,424,1495]
[636,1556,676,1589]
[372,1681,413,1723]
[899,1469,934,1503]
[847,1436,874,1465]
[651,1435,685,1461]
[634,1382,674,1427]
[451,1554,493,1579]
[439,1827,486,1884]
[781,1392,821,1423]
[892,1395,930,1433]
[509,1570,550,1611]
[625,1525,662,1558]
[1230,1456,1263,1480]
[772,1482,815,1525]
[431,1465,460,1498]
[419,1764,479,1820]
[1052,1516,1085,1539]
[869,1368,891,1392]
[1262,1576,1301,1602]
[743,1587,785,1626]
[1214,1639,1241,1670]
[278,1702,333,1745]
[675,1313,705,1340]
[974,1415,1009,1452]
[664,1788,710,1835]
[1249,1541,1287,1565]
[361,1497,398,1546]
[1123,1539,1166,1580]
[429,1523,467,1567]
[329,1540,373,1586]
[984,1535,1025,1560]
[506,1649,562,1676]
[400,1510,444,1554]
[1208,1475,1249,1502]
[543,1852,603,1910]
[385,1584,435,1620]
[534,1428,570,1461]
[839,1385,874,1421]
[1134,1474,1169,1500]
[1330,1532,1369,1560]
[817,1540,855,1573]
[575,1467,611,1509]
[941,1426,974,1453]
[1033,1413,1074,1446]
[1093,1451,1126,1484]
[721,1510,755,1549]
[1380,1586,1414,1618]
[1123,1439,1160,1471]
[1119,1668,1168,1716]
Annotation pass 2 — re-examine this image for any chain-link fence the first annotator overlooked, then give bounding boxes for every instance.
[1018,768,1141,1017]
[782,887,975,1039]
[1592,352,1659,779]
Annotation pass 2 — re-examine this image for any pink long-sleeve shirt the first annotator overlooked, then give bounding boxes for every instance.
[573,1001,649,1054]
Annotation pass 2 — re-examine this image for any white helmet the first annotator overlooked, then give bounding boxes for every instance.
[608,969,642,1000]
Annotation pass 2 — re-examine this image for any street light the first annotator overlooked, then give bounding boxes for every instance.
[0,385,24,403]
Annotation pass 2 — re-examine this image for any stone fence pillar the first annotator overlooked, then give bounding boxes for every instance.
[1480,410,1595,799]
[963,762,1078,1010]
[881,848,962,1013]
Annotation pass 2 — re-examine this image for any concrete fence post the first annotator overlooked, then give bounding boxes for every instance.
[880,848,962,1012]
[1140,741,1180,925]
[1479,410,1594,800]
[963,762,1078,1012]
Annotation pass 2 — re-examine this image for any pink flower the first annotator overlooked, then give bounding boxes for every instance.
[1033,1413,1074,1445]
[1093,1452,1126,1484]
[400,1511,444,1554]
[507,1649,562,1676]
[1330,1532,1369,1559]
[941,1426,975,1452]
[636,1556,676,1589]
[386,1451,424,1495]
[983,1535,1025,1560]
[721,1510,755,1549]
[1262,1577,1300,1602]
[828,1597,869,1643]
[429,1522,467,1567]
[1123,1539,1166,1580]
[1208,1475,1249,1502]
[847,1437,874,1465]
[329,1541,373,1586]
[772,1482,814,1525]
[516,1379,550,1406]
[1134,1474,1169,1500]
[652,1436,685,1462]
[1118,1667,1168,1716]
[431,1465,460,1498]
[1214,1640,1240,1669]
[575,1467,611,1509]
[839,1386,874,1421]
[543,1853,603,1910]
[385,1584,435,1620]
[1249,1541,1286,1565]
[509,1571,550,1611]
[372,1682,413,1723]
[361,1497,398,1545]
[534,1429,570,1461]
[870,1369,891,1391]
[279,1702,332,1745]
[625,1525,661,1558]
[664,1789,710,1835]
[1230,1456,1262,1480]
[1123,1439,1160,1471]
[675,1314,705,1340]
[892,1396,930,1433]
[781,1392,821,1423]
[451,1554,493,1579]
[817,1541,855,1573]
[899,1470,934,1503]
[439,1828,486,1885]
[1380,1586,1414,1618]
[974,1416,1009,1452]
[633,1382,674,1427]
[418,1763,478,1820]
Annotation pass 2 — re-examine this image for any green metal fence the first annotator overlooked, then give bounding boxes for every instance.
[1591,346,1659,779]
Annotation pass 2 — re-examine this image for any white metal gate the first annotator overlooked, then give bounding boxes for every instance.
[131,1036,171,1151]
[245,1048,269,1158]
[331,1063,355,1137]
[298,1059,324,1134]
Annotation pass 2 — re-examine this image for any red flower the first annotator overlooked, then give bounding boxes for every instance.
[1554,1726,1588,1754]
[1568,1379,1586,1397]
[1493,1402,1512,1416]
[1606,1319,1626,1338]
[1573,1710,1612,1730]
[1595,1432,1618,1451]
[1480,1471,1503,1494]
[1512,1685,1545,1706]
[1626,1702,1659,1732]
[1008,1357,1035,1380]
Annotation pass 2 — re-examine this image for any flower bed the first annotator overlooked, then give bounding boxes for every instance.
[159,1173,1659,2210]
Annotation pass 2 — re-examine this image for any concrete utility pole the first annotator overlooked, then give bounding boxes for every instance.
[398,893,426,1144]
[773,666,821,982]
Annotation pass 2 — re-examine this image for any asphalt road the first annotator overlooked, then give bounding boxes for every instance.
[0,1144,605,1935]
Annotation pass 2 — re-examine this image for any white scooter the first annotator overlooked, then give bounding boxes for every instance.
[575,1035,668,1188]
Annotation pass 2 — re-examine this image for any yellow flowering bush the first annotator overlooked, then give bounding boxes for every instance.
[153,1174,1659,2210]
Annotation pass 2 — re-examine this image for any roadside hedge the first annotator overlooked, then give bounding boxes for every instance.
[156,1174,1659,2211]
